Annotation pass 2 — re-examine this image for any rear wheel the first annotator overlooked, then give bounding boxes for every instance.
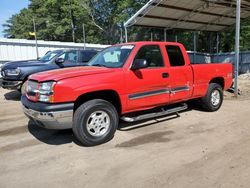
[73,99,119,146]
[201,83,223,112]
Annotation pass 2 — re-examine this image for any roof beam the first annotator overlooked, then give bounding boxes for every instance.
[133,23,221,31]
[198,8,235,30]
[152,3,237,19]
[124,0,162,27]
[203,0,250,11]
[138,14,231,27]
[163,2,209,29]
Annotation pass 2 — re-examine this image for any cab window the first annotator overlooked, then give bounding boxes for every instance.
[58,50,77,63]
[165,45,185,67]
[134,45,164,68]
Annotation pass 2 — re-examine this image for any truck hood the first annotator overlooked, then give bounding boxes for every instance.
[29,66,114,81]
[2,60,47,70]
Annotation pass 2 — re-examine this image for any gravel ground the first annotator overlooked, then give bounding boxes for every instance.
[0,75,250,188]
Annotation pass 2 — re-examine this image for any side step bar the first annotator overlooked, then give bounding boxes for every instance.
[121,103,188,123]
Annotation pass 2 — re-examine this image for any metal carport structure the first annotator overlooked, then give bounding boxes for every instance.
[124,0,250,96]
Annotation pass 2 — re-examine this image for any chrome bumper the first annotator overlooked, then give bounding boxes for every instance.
[22,104,73,130]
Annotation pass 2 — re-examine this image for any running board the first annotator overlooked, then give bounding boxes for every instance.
[121,103,188,123]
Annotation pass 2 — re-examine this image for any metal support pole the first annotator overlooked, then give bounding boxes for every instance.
[69,0,75,42]
[164,28,167,42]
[125,27,128,43]
[150,31,153,41]
[234,0,241,97]
[216,32,220,54]
[175,35,178,42]
[33,17,39,59]
[82,24,86,50]
[193,32,197,64]
[120,27,123,43]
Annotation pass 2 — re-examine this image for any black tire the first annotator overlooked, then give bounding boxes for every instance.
[201,83,223,112]
[73,99,119,146]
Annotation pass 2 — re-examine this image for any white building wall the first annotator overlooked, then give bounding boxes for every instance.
[0,38,109,62]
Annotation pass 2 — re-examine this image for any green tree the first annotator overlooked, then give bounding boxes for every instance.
[3,0,149,44]
[3,0,250,51]
[3,8,33,39]
[80,0,148,43]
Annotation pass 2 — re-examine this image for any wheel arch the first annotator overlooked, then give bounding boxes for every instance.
[209,77,225,89]
[74,90,122,115]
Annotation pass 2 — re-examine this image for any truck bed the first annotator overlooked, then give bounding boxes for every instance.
[191,63,233,98]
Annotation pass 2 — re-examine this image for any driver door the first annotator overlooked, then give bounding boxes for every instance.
[56,50,80,68]
[125,45,170,111]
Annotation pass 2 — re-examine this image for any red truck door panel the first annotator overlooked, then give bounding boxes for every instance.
[126,45,170,111]
[165,45,193,102]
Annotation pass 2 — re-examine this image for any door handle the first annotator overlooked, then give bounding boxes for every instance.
[162,73,169,78]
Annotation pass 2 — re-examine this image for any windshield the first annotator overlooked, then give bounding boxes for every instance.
[39,51,62,62]
[88,45,134,68]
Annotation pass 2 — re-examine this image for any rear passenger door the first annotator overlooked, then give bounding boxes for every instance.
[165,45,193,102]
[79,51,97,64]
[126,45,170,111]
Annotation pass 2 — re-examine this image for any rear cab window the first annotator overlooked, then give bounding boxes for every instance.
[165,45,185,67]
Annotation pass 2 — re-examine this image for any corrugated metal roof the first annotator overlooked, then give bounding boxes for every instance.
[124,0,250,31]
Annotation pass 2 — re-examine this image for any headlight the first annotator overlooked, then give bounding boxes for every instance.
[26,80,56,103]
[38,82,55,102]
[5,69,21,76]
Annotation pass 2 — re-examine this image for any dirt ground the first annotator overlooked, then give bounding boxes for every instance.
[0,75,250,188]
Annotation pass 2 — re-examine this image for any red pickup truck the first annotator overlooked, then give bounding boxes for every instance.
[21,42,233,146]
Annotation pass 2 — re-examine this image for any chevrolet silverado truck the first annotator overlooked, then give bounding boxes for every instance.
[21,42,233,146]
[1,49,97,93]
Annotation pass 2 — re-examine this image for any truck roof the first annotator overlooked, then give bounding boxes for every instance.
[118,41,184,46]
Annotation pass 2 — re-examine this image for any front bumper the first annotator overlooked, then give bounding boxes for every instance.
[1,79,22,90]
[21,96,74,130]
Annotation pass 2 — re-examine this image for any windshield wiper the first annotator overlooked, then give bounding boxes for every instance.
[91,64,108,68]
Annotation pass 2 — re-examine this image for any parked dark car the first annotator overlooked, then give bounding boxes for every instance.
[0,49,98,92]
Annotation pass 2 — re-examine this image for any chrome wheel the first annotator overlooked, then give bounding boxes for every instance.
[86,111,110,137]
[211,90,221,106]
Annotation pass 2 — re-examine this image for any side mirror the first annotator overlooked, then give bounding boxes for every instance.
[55,58,64,64]
[131,59,148,70]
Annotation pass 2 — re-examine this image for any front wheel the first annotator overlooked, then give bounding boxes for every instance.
[73,99,119,146]
[201,83,223,112]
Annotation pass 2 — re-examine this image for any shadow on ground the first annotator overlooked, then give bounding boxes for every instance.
[27,120,83,146]
[4,91,21,101]
[118,114,180,131]
[27,102,203,146]
[118,101,203,131]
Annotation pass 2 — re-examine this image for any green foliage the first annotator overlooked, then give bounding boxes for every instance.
[3,0,148,44]
[2,0,250,52]
[3,8,33,39]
